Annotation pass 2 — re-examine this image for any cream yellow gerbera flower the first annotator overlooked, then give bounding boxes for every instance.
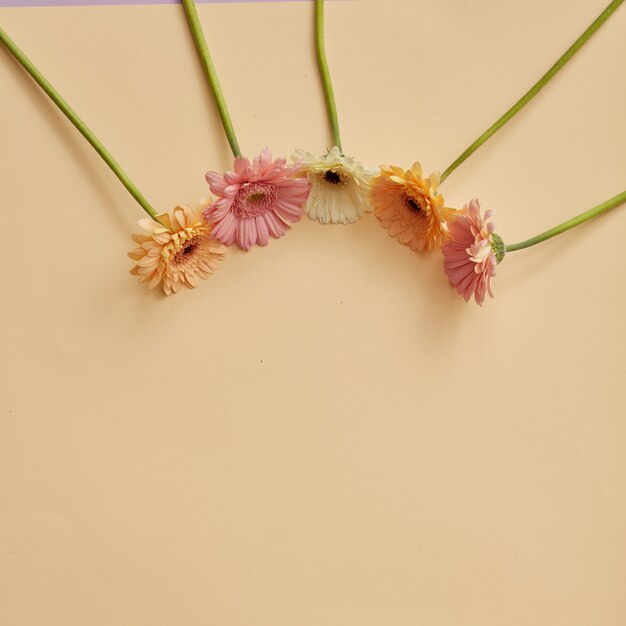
[129,203,226,295]
[293,146,378,224]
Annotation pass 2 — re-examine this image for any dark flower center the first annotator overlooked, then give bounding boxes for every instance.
[404,194,424,214]
[323,170,343,185]
[174,237,200,264]
[182,241,197,256]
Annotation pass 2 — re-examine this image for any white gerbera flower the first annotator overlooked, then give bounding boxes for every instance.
[293,146,378,225]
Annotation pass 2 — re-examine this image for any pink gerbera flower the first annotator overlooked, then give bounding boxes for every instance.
[203,148,311,250]
[442,199,504,305]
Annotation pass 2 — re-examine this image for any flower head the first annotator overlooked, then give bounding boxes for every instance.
[292,146,377,224]
[129,203,226,295]
[442,199,503,305]
[203,148,311,250]
[370,162,456,252]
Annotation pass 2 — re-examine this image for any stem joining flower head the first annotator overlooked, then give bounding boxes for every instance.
[491,233,506,264]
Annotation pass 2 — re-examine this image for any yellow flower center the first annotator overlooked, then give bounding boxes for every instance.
[233,182,278,217]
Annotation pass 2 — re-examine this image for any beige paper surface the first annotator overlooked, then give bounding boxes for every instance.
[1,1,625,624]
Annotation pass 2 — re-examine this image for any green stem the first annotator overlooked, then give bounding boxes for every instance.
[505,190,626,252]
[440,0,623,184]
[315,0,342,152]
[0,25,160,221]
[181,0,241,158]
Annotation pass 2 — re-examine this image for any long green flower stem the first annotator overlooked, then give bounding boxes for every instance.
[505,190,626,252]
[440,0,623,184]
[315,0,342,152]
[0,26,160,221]
[181,0,241,157]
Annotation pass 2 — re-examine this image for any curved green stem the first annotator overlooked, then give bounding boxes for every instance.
[505,190,626,252]
[315,0,342,152]
[440,0,623,184]
[0,25,160,221]
[182,0,241,157]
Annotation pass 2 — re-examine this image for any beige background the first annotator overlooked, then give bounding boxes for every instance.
[1,1,625,624]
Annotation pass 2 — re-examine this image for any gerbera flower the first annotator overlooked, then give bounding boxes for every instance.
[442,199,505,305]
[292,146,377,224]
[370,162,456,252]
[129,203,226,295]
[203,148,311,250]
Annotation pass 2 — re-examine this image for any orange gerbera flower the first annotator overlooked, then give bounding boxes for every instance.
[370,162,456,252]
[129,204,226,295]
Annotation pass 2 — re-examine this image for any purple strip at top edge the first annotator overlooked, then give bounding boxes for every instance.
[0,0,314,6]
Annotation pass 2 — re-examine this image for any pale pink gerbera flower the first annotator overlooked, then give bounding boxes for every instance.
[442,199,505,305]
[204,148,311,250]
[129,204,226,296]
